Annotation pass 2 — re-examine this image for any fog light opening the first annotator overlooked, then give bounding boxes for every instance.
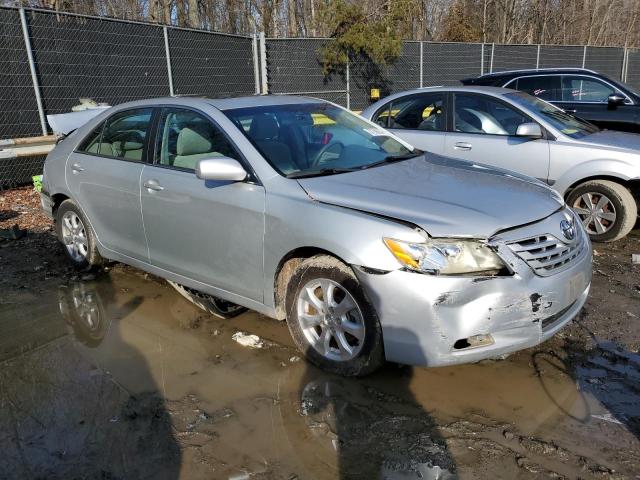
[453,334,494,350]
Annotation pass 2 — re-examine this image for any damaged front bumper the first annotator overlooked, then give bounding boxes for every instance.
[355,214,593,368]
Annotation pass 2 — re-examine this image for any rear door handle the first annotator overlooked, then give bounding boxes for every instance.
[453,142,472,151]
[143,179,164,192]
[71,162,84,174]
[563,109,577,114]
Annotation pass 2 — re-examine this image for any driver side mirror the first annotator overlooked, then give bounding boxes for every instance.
[515,122,543,139]
[196,157,247,182]
[608,93,626,108]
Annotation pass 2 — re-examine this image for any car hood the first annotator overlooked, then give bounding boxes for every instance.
[578,130,640,152]
[297,154,563,238]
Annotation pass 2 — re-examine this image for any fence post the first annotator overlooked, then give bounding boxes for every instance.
[536,44,541,69]
[252,34,260,94]
[489,43,495,73]
[345,60,350,109]
[625,49,630,83]
[419,42,424,87]
[480,43,485,75]
[163,26,174,96]
[582,45,587,68]
[19,8,47,135]
[259,32,268,94]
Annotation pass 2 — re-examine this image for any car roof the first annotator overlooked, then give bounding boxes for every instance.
[104,94,325,113]
[363,85,516,108]
[467,67,598,81]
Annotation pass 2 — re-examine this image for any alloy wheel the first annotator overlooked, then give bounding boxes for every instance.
[296,278,365,361]
[61,211,89,262]
[571,192,616,235]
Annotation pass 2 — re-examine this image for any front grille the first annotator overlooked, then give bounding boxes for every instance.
[507,231,585,276]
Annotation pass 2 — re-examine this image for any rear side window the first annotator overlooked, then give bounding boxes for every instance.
[514,76,561,101]
[78,122,105,153]
[155,108,240,172]
[80,108,152,162]
[372,93,445,131]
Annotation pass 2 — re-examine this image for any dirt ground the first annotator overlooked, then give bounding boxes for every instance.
[1,186,639,479]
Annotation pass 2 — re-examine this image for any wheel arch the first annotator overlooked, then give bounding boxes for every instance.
[51,192,70,217]
[564,175,640,204]
[272,246,351,320]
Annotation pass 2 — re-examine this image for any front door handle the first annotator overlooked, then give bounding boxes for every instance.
[143,179,165,192]
[71,162,84,174]
[454,142,472,151]
[563,109,577,114]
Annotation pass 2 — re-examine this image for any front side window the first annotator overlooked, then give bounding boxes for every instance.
[373,93,445,131]
[561,76,617,103]
[514,76,561,101]
[84,108,152,161]
[506,91,599,139]
[453,94,530,136]
[223,103,417,178]
[156,108,239,172]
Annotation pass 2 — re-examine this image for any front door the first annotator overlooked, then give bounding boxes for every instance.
[66,108,153,261]
[444,92,550,183]
[554,74,638,133]
[140,107,265,302]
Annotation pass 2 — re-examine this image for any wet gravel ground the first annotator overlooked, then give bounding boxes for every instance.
[1,187,639,479]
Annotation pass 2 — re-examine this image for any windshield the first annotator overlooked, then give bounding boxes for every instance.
[223,103,418,177]
[505,92,599,139]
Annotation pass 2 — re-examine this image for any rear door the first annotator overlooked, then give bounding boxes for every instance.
[140,107,265,302]
[66,108,153,261]
[508,75,562,103]
[370,92,447,154]
[444,92,550,182]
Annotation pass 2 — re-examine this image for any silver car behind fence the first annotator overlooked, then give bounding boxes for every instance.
[41,95,592,376]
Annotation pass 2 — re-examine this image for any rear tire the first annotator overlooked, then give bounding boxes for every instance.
[55,199,103,271]
[285,255,385,376]
[566,180,637,242]
[167,280,247,319]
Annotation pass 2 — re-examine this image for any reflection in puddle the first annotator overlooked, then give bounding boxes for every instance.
[1,269,639,479]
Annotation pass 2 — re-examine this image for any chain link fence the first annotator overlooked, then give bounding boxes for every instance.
[2,5,640,188]
[0,8,41,140]
[168,28,255,98]
[626,48,640,91]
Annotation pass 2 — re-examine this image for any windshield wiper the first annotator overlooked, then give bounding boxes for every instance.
[286,167,360,179]
[359,150,423,170]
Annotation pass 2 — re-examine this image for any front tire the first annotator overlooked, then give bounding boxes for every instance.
[285,255,385,376]
[55,199,103,270]
[567,180,637,242]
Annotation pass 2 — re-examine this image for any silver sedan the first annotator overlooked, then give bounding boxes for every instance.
[41,96,592,375]
[361,86,640,242]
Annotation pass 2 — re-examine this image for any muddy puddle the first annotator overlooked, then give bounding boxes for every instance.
[1,267,639,479]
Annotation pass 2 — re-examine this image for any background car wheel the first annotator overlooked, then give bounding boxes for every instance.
[55,199,103,270]
[566,180,637,242]
[167,280,247,319]
[285,255,385,376]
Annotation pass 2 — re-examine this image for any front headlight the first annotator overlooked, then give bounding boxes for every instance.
[383,237,505,275]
